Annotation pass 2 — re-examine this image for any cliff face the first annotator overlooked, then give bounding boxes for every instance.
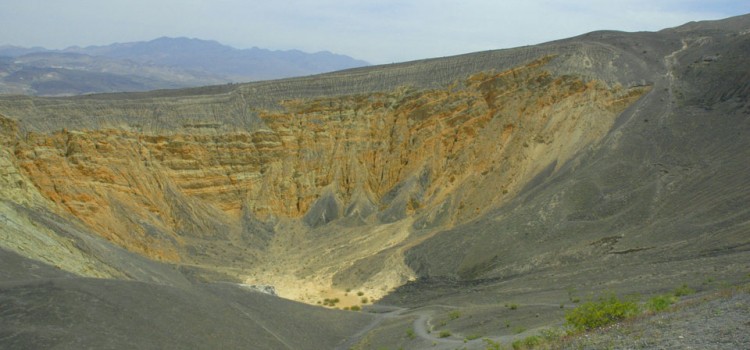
[0,56,648,301]
[1,114,138,279]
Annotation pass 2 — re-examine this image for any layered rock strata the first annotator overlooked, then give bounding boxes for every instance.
[1,57,648,300]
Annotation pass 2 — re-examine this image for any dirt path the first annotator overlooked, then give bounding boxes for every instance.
[664,39,689,100]
[336,305,472,349]
[411,311,465,346]
[334,306,406,350]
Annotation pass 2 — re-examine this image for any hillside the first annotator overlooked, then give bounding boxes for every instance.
[0,14,749,349]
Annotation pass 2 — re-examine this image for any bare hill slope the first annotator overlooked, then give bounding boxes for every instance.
[0,14,748,350]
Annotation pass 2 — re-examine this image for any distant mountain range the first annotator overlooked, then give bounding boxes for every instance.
[0,37,370,96]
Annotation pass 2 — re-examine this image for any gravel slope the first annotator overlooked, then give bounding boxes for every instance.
[558,286,750,350]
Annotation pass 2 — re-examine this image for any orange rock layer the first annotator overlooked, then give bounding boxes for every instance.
[10,57,649,262]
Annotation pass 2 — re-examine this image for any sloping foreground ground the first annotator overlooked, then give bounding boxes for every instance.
[344,284,750,349]
[0,248,373,349]
[558,286,750,349]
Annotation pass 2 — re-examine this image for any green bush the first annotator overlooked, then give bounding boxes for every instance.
[512,335,542,350]
[405,328,415,339]
[448,310,461,320]
[322,297,341,307]
[539,328,564,341]
[673,284,694,297]
[483,338,502,350]
[564,294,640,332]
[647,294,677,312]
[523,336,542,347]
[464,333,481,341]
[438,330,451,338]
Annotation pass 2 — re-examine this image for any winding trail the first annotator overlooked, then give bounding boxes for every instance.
[336,301,582,349]
[664,39,689,101]
[335,305,468,349]
[411,311,465,345]
[334,305,406,350]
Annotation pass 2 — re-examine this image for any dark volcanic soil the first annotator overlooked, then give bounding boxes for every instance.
[558,286,750,350]
[0,248,374,350]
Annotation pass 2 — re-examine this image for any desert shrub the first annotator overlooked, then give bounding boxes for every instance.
[438,330,451,338]
[322,298,341,307]
[448,310,461,320]
[647,294,677,312]
[405,328,415,339]
[539,328,564,341]
[564,293,639,332]
[464,333,481,341]
[523,335,542,347]
[673,284,694,297]
[357,291,364,296]
[483,338,502,350]
[350,305,361,311]
[361,297,369,304]
[512,335,542,350]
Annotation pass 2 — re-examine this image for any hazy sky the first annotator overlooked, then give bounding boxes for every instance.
[1,0,748,64]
